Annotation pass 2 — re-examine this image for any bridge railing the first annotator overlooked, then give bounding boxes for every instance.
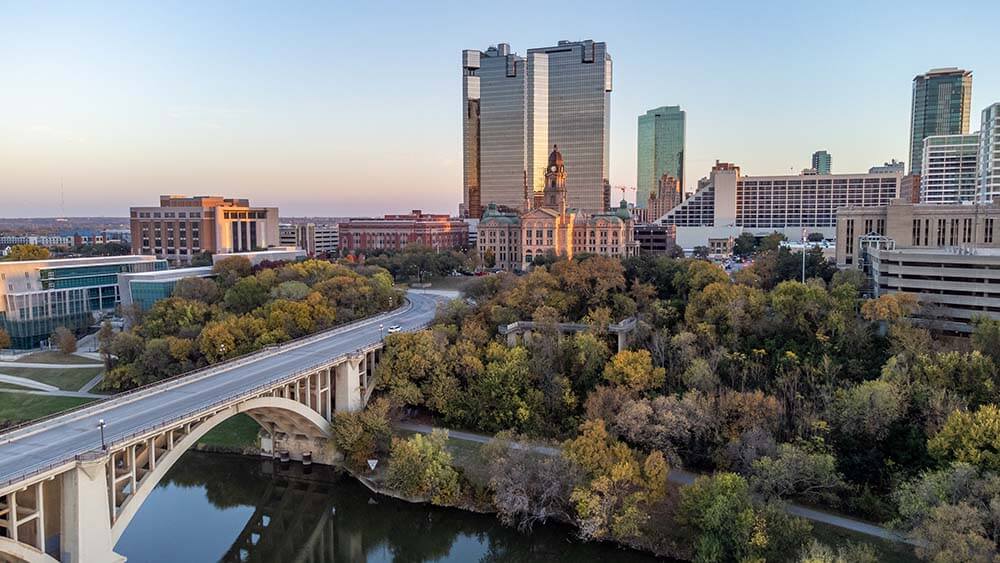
[0,299,412,441]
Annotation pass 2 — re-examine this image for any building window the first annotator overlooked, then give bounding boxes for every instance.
[912,219,920,246]
[950,218,959,246]
[963,218,972,244]
[986,218,995,244]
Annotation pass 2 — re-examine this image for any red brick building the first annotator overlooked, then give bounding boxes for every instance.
[338,210,469,252]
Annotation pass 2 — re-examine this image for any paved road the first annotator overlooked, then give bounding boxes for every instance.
[0,291,442,490]
[396,421,914,546]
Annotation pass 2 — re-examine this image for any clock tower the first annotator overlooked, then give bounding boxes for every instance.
[543,145,567,214]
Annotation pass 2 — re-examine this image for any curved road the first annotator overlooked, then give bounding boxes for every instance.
[0,291,442,490]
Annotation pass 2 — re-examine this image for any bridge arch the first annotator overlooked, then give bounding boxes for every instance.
[109,396,332,544]
[0,537,58,563]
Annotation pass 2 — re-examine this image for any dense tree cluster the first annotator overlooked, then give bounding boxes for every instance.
[360,244,475,282]
[377,252,1000,560]
[101,257,401,390]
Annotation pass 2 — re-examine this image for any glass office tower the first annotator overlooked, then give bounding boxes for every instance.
[636,106,685,207]
[909,68,972,176]
[527,40,613,215]
[462,44,526,218]
[811,150,831,174]
[979,103,1000,203]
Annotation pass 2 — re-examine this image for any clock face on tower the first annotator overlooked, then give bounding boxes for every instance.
[550,165,557,172]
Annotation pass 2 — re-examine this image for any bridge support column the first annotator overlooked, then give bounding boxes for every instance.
[334,355,363,413]
[60,456,124,563]
[617,331,627,353]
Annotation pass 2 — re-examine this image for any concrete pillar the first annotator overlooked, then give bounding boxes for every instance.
[506,332,517,347]
[60,456,125,563]
[334,357,362,413]
[617,331,627,353]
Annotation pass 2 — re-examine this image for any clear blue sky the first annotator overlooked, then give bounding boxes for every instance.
[1,0,997,217]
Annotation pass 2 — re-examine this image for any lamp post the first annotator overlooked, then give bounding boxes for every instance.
[379,324,384,340]
[98,419,107,450]
[801,228,807,283]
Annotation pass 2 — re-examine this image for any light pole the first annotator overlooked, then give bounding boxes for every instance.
[98,419,107,450]
[379,323,384,340]
[801,229,807,283]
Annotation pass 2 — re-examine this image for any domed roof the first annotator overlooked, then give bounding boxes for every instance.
[548,145,563,167]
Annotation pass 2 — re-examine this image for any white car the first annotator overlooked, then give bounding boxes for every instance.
[386,325,402,334]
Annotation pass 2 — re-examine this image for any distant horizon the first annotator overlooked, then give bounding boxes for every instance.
[1,0,998,217]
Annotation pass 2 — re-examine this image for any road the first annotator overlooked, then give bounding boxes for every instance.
[396,421,914,546]
[0,291,441,490]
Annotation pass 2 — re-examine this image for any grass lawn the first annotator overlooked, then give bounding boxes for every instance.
[811,521,918,562]
[14,351,102,365]
[0,392,95,425]
[196,414,261,449]
[0,366,104,391]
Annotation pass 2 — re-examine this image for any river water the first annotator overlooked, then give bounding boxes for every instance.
[114,451,669,562]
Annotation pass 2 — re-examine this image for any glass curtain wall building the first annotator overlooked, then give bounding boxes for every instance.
[811,150,832,174]
[462,40,612,218]
[637,106,685,208]
[908,68,972,176]
[979,103,1000,202]
[921,134,980,204]
[0,256,165,349]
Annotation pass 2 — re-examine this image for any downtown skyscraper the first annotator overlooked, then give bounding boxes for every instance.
[462,40,612,217]
[908,67,972,176]
[636,106,685,208]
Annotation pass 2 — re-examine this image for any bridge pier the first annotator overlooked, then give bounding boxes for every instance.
[60,456,124,563]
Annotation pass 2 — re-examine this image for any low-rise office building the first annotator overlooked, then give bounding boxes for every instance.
[0,256,165,348]
[130,195,280,265]
[279,223,340,257]
[0,235,74,247]
[118,266,214,311]
[836,200,1000,266]
[634,223,677,255]
[212,249,306,267]
[339,211,469,253]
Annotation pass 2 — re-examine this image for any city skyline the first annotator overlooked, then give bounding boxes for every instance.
[2,1,999,217]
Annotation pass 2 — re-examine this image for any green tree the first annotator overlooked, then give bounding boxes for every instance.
[376,331,444,406]
[5,244,50,261]
[750,443,845,504]
[385,430,461,505]
[223,276,269,315]
[732,232,757,258]
[971,315,1000,363]
[172,277,220,303]
[331,397,393,469]
[52,326,77,354]
[97,321,115,370]
[0,328,10,350]
[212,255,252,287]
[466,343,543,433]
[832,379,906,441]
[928,405,1000,471]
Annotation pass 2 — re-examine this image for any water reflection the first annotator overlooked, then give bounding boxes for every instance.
[116,452,667,562]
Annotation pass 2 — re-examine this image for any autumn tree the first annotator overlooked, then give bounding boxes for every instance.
[52,326,77,354]
[928,405,1000,472]
[212,255,252,288]
[861,292,919,323]
[385,430,461,505]
[750,443,846,504]
[331,397,393,470]
[5,244,50,261]
[97,321,115,369]
[602,349,666,393]
[172,277,220,303]
[0,328,10,350]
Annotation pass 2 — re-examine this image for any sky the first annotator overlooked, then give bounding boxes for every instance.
[1,0,998,218]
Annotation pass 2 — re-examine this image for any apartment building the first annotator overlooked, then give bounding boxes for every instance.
[338,211,469,253]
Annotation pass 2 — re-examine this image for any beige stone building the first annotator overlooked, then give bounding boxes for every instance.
[478,146,637,271]
[835,199,1000,266]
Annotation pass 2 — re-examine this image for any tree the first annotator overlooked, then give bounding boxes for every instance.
[0,328,10,350]
[5,244,50,261]
[223,276,269,315]
[212,255,252,287]
[330,397,393,470]
[750,443,846,504]
[385,430,461,505]
[602,349,666,392]
[861,292,919,323]
[375,331,444,406]
[732,233,757,258]
[466,343,543,433]
[190,251,214,267]
[52,326,77,354]
[832,379,906,441]
[928,405,1000,472]
[172,277,220,303]
[97,321,115,369]
[807,232,825,242]
[692,246,711,259]
[971,315,1000,363]
[797,540,878,563]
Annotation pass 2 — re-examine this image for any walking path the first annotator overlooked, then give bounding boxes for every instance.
[78,373,105,393]
[396,421,913,545]
[0,361,103,369]
[0,374,60,392]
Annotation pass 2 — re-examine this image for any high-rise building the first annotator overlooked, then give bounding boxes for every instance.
[637,106,685,207]
[461,40,612,217]
[908,67,973,176]
[811,150,832,174]
[979,102,1000,202]
[130,195,280,265]
[920,134,980,204]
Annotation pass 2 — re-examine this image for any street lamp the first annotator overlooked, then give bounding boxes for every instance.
[98,419,107,450]
[379,323,384,339]
[801,229,807,283]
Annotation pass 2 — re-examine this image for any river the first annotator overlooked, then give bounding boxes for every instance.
[114,451,670,562]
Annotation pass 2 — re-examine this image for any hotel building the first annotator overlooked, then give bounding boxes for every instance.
[656,161,902,250]
[920,134,980,204]
[0,256,165,349]
[130,195,280,265]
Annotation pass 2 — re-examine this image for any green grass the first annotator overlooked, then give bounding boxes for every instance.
[0,366,103,391]
[0,392,95,425]
[196,414,261,449]
[420,275,478,293]
[395,428,490,487]
[14,352,102,365]
[810,521,918,562]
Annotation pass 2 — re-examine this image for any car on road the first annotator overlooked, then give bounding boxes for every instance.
[387,325,402,334]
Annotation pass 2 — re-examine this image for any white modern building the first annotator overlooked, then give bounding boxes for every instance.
[920,134,980,204]
[979,102,1000,203]
[656,161,902,250]
[0,235,73,247]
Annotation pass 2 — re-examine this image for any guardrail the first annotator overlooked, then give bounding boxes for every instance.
[0,299,412,442]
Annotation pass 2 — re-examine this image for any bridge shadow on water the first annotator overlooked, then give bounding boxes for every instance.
[113,451,669,563]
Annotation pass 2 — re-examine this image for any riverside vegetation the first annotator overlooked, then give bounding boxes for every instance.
[334,247,1000,563]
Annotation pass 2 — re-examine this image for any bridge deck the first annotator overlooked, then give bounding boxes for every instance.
[0,291,440,491]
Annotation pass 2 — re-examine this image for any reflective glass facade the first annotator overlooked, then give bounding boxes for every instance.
[909,68,972,176]
[637,106,685,207]
[979,103,1000,202]
[527,40,612,215]
[811,151,831,174]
